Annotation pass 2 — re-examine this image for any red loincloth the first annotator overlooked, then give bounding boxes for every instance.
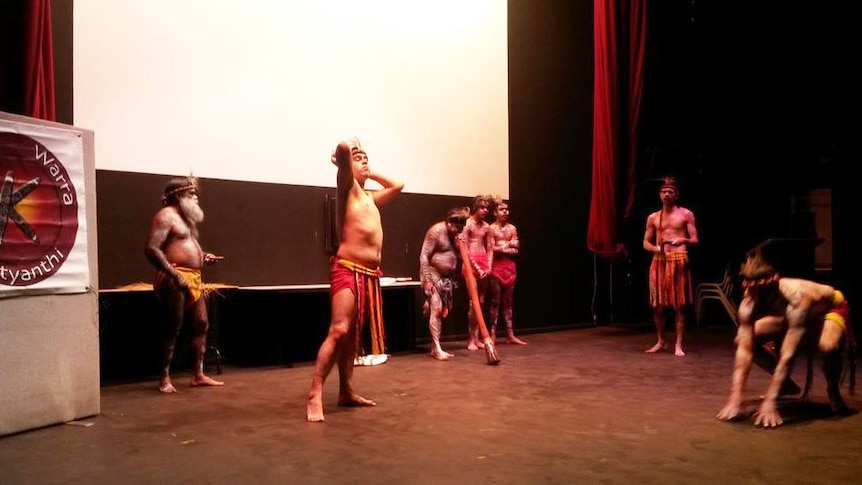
[491,255,517,287]
[330,257,386,356]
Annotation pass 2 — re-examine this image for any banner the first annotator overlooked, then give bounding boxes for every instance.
[0,118,89,298]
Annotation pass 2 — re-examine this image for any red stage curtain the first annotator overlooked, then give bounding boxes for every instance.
[24,0,56,121]
[587,0,647,260]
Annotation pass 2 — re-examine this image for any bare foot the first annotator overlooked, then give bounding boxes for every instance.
[190,375,224,387]
[307,394,325,422]
[158,382,177,394]
[467,340,480,351]
[338,392,376,408]
[430,349,453,361]
[645,342,666,353]
[674,346,685,357]
[507,336,528,345]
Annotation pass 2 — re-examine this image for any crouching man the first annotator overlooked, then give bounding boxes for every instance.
[716,250,854,427]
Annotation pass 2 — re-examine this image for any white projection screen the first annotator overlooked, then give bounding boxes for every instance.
[73,1,508,198]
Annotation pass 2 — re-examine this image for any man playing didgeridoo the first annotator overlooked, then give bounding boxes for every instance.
[145,176,225,394]
[461,194,494,351]
[307,137,404,422]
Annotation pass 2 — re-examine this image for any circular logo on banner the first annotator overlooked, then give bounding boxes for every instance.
[0,132,79,286]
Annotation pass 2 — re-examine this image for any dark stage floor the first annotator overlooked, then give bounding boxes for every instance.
[2,324,861,484]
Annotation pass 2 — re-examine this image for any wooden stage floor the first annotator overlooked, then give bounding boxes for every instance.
[1,324,861,484]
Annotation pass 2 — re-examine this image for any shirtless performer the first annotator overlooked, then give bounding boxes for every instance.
[488,200,527,345]
[716,250,854,427]
[419,207,470,360]
[144,176,225,393]
[461,195,494,351]
[307,137,403,422]
[642,176,698,356]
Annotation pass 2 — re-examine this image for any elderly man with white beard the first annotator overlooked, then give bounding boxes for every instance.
[145,176,225,394]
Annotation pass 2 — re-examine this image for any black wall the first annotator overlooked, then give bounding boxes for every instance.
[96,170,476,288]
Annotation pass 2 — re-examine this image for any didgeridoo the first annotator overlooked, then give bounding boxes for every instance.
[456,237,501,365]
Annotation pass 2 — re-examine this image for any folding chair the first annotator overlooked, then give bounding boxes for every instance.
[695,264,738,326]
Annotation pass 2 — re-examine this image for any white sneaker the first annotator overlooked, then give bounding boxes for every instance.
[368,354,390,366]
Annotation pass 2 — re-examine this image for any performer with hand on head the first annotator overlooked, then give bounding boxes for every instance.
[306,137,403,423]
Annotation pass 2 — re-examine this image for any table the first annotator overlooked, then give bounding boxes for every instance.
[98,280,421,380]
[98,284,235,382]
[222,280,421,366]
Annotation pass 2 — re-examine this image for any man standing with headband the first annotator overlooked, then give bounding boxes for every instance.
[642,176,699,356]
[419,207,470,360]
[307,137,403,422]
[145,176,225,393]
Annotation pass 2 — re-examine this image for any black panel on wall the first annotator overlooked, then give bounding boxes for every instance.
[507,0,596,327]
[96,170,476,289]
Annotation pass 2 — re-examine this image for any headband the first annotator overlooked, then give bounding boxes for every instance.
[659,177,679,195]
[161,181,198,205]
[331,137,366,164]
